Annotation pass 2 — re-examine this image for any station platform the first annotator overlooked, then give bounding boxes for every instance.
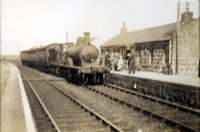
[111,70,200,87]
[1,60,36,132]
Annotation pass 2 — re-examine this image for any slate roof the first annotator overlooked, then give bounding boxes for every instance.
[101,23,176,48]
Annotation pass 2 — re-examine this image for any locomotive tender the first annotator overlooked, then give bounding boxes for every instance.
[21,32,105,84]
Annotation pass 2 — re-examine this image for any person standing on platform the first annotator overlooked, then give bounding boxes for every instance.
[165,62,173,75]
[104,52,111,71]
[113,51,120,71]
[127,50,136,74]
[110,52,114,70]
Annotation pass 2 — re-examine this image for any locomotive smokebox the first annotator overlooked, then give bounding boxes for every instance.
[80,44,99,63]
[84,32,90,45]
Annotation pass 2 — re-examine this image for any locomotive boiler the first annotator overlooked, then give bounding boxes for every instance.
[21,32,105,84]
[67,33,99,66]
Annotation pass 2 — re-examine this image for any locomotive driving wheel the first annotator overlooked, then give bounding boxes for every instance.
[66,70,72,82]
[77,73,88,85]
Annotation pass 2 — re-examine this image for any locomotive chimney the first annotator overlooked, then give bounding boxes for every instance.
[84,32,90,45]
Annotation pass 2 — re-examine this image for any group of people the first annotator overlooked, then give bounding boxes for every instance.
[103,50,173,75]
[104,50,136,74]
[158,63,173,75]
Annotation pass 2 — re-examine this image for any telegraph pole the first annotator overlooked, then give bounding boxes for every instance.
[18,44,21,61]
[18,44,20,55]
[34,36,38,48]
[66,32,68,43]
[176,0,181,74]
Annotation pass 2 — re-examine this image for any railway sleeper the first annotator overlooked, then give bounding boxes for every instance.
[36,122,55,130]
[37,127,55,132]
[59,122,105,130]
[89,127,112,132]
[60,121,102,127]
[113,122,131,130]
[50,109,84,115]
[53,113,90,119]
[180,119,200,129]
[55,117,95,124]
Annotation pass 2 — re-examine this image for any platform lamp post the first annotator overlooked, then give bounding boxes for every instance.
[176,0,181,74]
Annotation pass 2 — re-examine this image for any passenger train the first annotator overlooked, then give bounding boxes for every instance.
[21,32,105,84]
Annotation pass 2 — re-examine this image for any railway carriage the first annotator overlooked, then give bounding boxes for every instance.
[21,49,38,66]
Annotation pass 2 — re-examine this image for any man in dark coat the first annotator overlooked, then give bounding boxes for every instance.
[104,52,110,64]
[127,50,136,74]
[104,52,111,71]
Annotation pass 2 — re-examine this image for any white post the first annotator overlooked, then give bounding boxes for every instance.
[176,0,181,74]
[169,39,172,64]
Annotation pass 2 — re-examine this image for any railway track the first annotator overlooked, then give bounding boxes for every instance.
[103,83,200,115]
[21,66,162,131]
[56,81,177,131]
[22,75,61,132]
[19,65,199,132]
[21,66,170,131]
[22,72,123,132]
[83,85,200,132]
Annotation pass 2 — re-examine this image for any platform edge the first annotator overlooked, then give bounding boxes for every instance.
[18,72,37,132]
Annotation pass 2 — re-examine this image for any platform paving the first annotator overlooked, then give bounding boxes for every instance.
[111,70,200,87]
[1,61,27,132]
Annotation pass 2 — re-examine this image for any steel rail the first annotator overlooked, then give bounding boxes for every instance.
[20,65,199,131]
[22,79,65,81]
[104,83,200,115]
[45,80,124,132]
[22,73,62,132]
[85,85,199,132]
[21,66,124,132]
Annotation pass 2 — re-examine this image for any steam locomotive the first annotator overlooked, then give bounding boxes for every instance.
[21,32,105,84]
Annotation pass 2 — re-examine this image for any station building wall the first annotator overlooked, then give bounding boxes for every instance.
[134,41,169,72]
[177,19,199,77]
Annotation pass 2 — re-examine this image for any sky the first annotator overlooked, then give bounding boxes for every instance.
[1,0,199,55]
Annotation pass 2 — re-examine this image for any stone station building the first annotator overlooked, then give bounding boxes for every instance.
[101,3,199,78]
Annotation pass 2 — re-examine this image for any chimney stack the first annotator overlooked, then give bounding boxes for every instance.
[84,32,90,45]
[120,21,128,34]
[181,2,193,23]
